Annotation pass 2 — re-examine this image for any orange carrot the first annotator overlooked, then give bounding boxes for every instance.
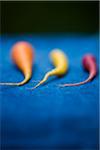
[0,41,34,86]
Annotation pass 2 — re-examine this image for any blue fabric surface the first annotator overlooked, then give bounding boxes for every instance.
[0,34,99,150]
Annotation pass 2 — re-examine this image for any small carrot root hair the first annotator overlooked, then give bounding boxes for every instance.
[59,75,93,87]
[30,69,59,89]
[30,49,68,90]
[0,73,31,86]
[59,54,97,87]
[0,41,34,86]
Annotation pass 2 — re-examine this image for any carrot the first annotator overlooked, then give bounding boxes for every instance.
[0,41,34,86]
[30,49,68,89]
[59,54,97,87]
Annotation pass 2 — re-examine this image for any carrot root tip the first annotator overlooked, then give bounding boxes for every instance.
[58,84,66,87]
[32,80,41,83]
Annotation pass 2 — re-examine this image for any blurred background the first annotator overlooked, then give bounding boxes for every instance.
[0,1,99,150]
[1,1,99,34]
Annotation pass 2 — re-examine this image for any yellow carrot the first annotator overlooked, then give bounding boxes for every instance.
[31,49,68,89]
[0,41,34,86]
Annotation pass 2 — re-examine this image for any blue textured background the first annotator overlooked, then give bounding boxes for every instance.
[0,34,99,150]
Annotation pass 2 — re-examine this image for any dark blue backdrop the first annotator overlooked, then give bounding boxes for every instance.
[0,34,99,150]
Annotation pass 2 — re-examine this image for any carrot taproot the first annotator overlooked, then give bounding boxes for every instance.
[59,54,97,87]
[0,41,34,86]
[30,49,68,89]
